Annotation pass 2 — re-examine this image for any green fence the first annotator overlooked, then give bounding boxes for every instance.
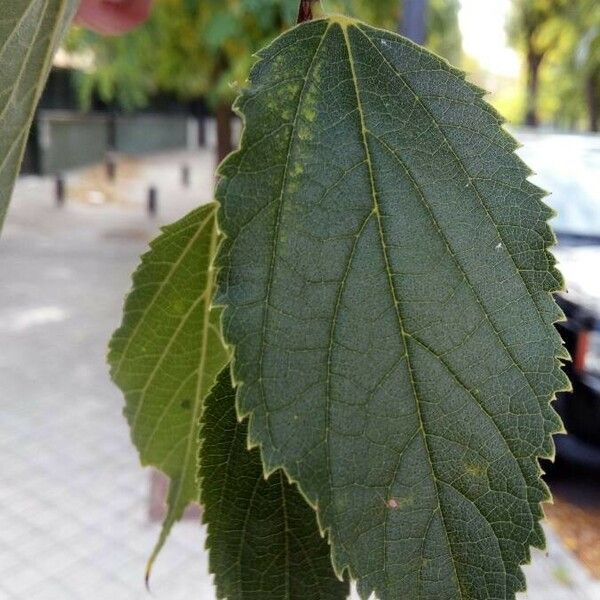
[36,111,193,175]
[38,112,109,175]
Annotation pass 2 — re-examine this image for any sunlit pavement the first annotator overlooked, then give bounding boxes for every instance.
[0,148,598,599]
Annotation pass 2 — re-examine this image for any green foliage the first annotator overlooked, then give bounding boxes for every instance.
[507,0,568,56]
[216,16,568,599]
[540,0,600,130]
[506,0,569,125]
[108,204,229,575]
[67,0,462,111]
[67,0,300,109]
[0,0,78,229]
[200,366,348,600]
[427,0,462,65]
[506,0,600,130]
[66,26,156,111]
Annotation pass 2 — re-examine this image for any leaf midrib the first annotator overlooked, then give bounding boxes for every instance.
[339,22,466,599]
[355,24,549,554]
[356,24,550,332]
[356,30,554,463]
[369,131,537,491]
[144,209,222,574]
[161,215,219,491]
[180,212,220,503]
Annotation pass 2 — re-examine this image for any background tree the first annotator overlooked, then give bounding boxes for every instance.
[67,0,462,164]
[507,0,568,127]
[507,0,600,131]
[334,0,462,64]
[426,0,462,65]
[68,0,299,162]
[581,23,600,132]
[542,0,600,131]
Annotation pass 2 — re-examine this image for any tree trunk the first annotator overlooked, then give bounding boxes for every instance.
[586,71,599,133]
[525,50,542,128]
[215,101,233,165]
[399,0,427,45]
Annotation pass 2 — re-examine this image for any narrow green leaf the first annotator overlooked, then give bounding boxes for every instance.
[109,203,228,575]
[217,17,570,600]
[0,0,77,229]
[200,366,349,600]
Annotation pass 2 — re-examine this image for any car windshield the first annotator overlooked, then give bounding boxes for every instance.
[516,132,600,239]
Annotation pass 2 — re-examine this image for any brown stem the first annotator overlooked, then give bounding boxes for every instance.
[297,0,318,24]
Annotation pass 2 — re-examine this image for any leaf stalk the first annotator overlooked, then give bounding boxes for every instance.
[297,0,319,24]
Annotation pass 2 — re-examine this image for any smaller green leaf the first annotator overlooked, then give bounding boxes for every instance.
[1,0,77,229]
[200,366,349,600]
[108,203,228,576]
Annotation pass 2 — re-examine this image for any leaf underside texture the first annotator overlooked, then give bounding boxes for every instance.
[0,0,77,229]
[216,17,569,600]
[109,204,229,572]
[200,366,349,600]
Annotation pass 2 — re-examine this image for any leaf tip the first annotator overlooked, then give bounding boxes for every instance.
[144,563,153,592]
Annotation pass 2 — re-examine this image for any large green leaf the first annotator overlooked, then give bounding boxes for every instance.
[216,17,569,600]
[109,204,228,574]
[0,0,77,229]
[200,366,349,600]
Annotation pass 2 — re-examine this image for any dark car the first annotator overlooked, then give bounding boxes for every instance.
[518,131,600,470]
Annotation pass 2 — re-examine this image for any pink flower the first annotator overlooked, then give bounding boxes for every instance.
[75,0,152,35]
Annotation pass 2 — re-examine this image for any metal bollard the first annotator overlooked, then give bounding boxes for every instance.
[106,156,116,181]
[198,116,206,147]
[147,186,158,217]
[181,164,190,188]
[55,175,65,206]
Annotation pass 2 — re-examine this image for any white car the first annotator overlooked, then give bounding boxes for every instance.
[518,131,600,469]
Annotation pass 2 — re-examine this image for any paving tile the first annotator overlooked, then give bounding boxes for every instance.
[18,578,77,600]
[1,564,46,596]
[0,549,21,577]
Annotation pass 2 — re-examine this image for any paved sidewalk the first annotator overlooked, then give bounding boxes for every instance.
[0,149,598,599]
